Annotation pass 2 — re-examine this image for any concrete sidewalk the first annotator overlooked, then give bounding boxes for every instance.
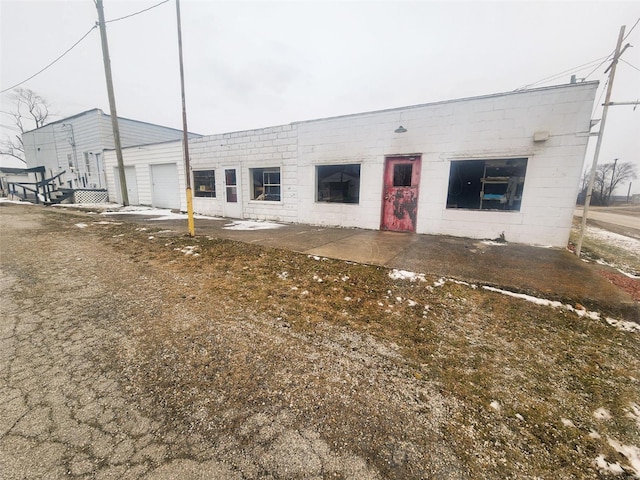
[114,212,639,320]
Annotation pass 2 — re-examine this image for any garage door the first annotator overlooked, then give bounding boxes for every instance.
[151,163,180,209]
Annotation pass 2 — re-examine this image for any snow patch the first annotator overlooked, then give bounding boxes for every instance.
[278,271,289,280]
[606,317,640,333]
[433,278,446,288]
[587,226,640,255]
[388,269,427,282]
[489,401,501,411]
[175,246,198,256]
[223,220,285,230]
[561,418,575,428]
[482,286,636,333]
[593,407,612,421]
[594,455,624,475]
[481,240,507,246]
[607,438,640,476]
[74,223,88,228]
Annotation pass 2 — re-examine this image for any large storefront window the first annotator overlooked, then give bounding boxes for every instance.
[316,164,361,204]
[447,159,527,211]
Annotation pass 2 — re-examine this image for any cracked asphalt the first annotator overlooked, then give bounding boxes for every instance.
[0,207,247,479]
[0,205,397,478]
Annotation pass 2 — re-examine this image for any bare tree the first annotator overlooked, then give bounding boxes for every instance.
[1,88,52,162]
[593,160,637,205]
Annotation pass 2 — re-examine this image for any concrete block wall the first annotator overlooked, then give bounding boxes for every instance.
[189,124,298,222]
[105,82,598,247]
[295,82,597,246]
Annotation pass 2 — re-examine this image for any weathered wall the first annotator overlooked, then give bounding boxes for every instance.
[104,82,598,246]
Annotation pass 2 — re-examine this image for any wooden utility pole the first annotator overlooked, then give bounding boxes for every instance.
[575,25,625,257]
[176,0,195,236]
[96,0,128,206]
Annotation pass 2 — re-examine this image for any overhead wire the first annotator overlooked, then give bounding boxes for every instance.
[1,0,170,95]
[0,25,97,94]
[623,16,640,41]
[105,0,169,23]
[621,59,640,73]
[514,55,610,91]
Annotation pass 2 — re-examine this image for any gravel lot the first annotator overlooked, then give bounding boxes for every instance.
[1,203,639,479]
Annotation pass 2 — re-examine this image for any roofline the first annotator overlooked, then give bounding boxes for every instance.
[24,108,202,137]
[189,81,600,138]
[103,137,185,151]
[292,81,600,126]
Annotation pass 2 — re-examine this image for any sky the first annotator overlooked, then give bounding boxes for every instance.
[1,0,639,193]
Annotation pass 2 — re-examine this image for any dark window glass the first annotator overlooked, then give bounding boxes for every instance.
[393,164,412,186]
[446,158,527,211]
[316,164,361,204]
[193,170,215,198]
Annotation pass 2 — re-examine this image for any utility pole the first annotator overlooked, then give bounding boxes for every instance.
[176,0,195,236]
[607,158,618,205]
[96,0,128,206]
[575,25,625,257]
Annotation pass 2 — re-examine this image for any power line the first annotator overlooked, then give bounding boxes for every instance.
[106,0,169,23]
[583,50,616,80]
[0,25,97,94]
[623,16,640,41]
[0,1,169,95]
[515,55,610,91]
[621,58,640,73]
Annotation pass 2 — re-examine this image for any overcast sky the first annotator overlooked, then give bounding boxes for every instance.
[1,1,639,193]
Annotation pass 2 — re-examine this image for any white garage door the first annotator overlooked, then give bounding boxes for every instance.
[151,163,180,209]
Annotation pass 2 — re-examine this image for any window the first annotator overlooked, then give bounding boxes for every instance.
[193,170,215,197]
[225,169,238,202]
[250,167,281,201]
[67,154,73,168]
[316,164,361,204]
[83,152,91,174]
[447,158,527,211]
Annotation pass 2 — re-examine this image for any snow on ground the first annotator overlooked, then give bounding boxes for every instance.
[587,225,640,255]
[101,206,223,222]
[389,269,427,282]
[0,198,35,205]
[223,220,285,230]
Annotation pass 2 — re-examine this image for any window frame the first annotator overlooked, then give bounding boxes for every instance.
[193,169,216,198]
[250,167,281,202]
[446,158,527,212]
[316,163,361,204]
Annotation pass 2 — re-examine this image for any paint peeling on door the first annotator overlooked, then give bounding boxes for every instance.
[381,156,421,232]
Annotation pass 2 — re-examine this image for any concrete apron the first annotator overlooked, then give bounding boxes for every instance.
[122,215,640,322]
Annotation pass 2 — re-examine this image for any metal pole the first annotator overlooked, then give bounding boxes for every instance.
[96,0,128,206]
[176,0,195,236]
[575,25,625,257]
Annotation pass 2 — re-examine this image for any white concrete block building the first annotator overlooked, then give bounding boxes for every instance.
[104,82,598,247]
[22,108,193,192]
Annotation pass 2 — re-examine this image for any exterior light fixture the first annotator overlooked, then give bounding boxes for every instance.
[394,125,407,133]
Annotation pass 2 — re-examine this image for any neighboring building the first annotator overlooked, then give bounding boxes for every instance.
[104,82,598,247]
[22,108,197,194]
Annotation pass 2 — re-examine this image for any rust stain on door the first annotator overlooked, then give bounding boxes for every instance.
[381,156,421,232]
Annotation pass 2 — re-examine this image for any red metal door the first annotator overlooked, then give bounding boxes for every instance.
[381,156,421,232]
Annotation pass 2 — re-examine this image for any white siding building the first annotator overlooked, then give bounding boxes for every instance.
[22,109,194,192]
[104,82,598,247]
